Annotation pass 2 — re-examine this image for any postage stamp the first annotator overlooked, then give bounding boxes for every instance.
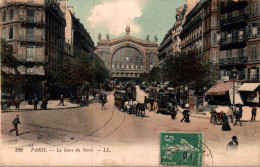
[160,132,203,166]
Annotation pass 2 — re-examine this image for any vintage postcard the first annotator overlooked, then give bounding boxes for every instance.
[1,0,260,166]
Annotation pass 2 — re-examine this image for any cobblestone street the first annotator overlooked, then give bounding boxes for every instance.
[1,87,260,166]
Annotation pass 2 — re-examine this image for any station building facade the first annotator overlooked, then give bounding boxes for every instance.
[96,26,159,79]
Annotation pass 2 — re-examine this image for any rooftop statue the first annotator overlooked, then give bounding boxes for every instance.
[146,35,150,41]
[154,35,158,42]
[126,25,130,33]
[98,33,102,40]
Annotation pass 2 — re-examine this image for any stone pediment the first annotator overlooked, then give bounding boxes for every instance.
[98,35,158,47]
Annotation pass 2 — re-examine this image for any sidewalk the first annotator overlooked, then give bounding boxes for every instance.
[3,96,96,111]
[178,105,260,121]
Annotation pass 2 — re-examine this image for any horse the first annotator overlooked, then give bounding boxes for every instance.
[124,101,137,114]
[6,99,22,111]
[210,111,224,125]
[136,103,145,118]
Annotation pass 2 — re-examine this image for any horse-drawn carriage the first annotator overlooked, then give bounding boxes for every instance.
[114,90,128,111]
[1,95,23,111]
[145,87,176,115]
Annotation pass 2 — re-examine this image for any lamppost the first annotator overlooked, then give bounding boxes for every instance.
[231,67,238,108]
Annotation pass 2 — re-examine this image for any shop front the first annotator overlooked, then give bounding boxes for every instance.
[238,83,260,107]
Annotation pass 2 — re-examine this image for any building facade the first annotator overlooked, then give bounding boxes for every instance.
[158,1,197,68]
[0,0,65,98]
[218,0,260,81]
[96,26,159,79]
[180,0,207,53]
[158,28,173,68]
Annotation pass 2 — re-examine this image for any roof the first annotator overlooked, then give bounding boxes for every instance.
[206,81,234,96]
[238,83,260,92]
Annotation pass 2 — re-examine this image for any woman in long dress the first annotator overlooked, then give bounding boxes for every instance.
[222,113,231,131]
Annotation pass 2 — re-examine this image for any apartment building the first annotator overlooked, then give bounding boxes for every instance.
[0,0,65,98]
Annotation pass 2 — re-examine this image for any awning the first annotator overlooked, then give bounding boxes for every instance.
[238,83,260,92]
[206,81,234,96]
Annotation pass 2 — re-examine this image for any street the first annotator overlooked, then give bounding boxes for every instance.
[1,87,260,166]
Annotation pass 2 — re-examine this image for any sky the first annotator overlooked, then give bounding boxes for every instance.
[69,0,186,45]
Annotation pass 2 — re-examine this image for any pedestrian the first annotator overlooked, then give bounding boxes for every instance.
[101,96,106,110]
[227,136,238,150]
[180,104,190,123]
[9,115,21,136]
[33,97,38,110]
[251,107,257,122]
[210,107,217,123]
[234,104,243,126]
[227,105,234,123]
[171,106,177,120]
[59,95,64,106]
[222,113,231,131]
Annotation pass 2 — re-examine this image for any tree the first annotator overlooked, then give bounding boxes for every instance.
[1,39,21,95]
[161,50,217,112]
[53,52,109,96]
[1,39,19,71]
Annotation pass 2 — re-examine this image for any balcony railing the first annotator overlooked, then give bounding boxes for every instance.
[220,14,248,29]
[19,36,44,44]
[220,0,248,14]
[219,35,247,49]
[219,56,248,66]
[18,54,45,63]
[19,17,44,25]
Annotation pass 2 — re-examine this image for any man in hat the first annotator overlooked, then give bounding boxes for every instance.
[59,95,64,106]
[227,105,234,123]
[210,107,217,124]
[33,97,38,110]
[234,104,243,126]
[9,115,21,136]
[251,107,257,122]
[227,136,238,150]
[181,104,190,123]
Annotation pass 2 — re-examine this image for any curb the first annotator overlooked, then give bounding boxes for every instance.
[1,97,97,113]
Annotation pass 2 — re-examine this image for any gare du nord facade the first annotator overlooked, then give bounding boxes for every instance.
[96,26,159,81]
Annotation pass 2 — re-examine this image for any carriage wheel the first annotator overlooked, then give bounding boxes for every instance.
[211,115,217,125]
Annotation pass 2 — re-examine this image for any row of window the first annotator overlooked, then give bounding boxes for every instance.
[211,23,260,45]
[111,73,140,77]
[1,27,13,39]
[220,68,260,80]
[224,45,258,60]
[2,9,14,22]
[2,27,44,41]
[2,9,36,22]
[112,64,144,69]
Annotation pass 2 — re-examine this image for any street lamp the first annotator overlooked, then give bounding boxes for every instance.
[231,67,238,108]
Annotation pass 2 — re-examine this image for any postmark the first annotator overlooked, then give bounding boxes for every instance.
[160,132,203,166]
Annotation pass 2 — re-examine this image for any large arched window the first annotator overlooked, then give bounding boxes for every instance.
[112,47,143,71]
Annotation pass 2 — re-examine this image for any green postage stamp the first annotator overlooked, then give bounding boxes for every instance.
[160,132,203,166]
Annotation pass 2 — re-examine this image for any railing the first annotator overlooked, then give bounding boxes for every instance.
[219,56,248,66]
[19,36,44,43]
[19,17,44,24]
[219,35,247,45]
[220,0,248,14]
[18,54,45,63]
[220,14,248,27]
